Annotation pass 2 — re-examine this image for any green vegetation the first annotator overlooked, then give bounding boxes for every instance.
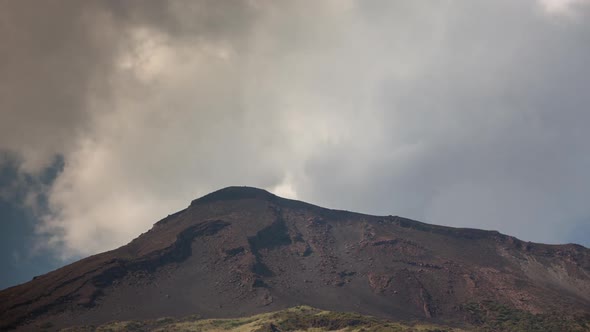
[60,306,462,332]
[60,304,589,332]
[462,301,590,332]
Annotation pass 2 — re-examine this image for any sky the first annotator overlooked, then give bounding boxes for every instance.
[1,0,589,289]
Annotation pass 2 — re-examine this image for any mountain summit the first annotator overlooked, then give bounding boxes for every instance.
[1,186,589,330]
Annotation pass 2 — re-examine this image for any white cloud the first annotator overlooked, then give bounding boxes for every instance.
[538,0,590,15]
[1,1,590,259]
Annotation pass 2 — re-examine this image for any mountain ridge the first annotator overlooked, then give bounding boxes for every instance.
[1,186,589,331]
[191,187,527,243]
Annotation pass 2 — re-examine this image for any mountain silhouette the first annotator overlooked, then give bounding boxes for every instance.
[1,186,589,330]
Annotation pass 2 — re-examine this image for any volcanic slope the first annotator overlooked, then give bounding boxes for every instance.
[1,186,589,330]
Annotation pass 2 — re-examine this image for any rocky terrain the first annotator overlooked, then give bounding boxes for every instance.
[1,186,589,331]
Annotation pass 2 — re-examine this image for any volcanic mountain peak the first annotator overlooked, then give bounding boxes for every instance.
[1,187,589,331]
[188,186,322,214]
[191,186,278,204]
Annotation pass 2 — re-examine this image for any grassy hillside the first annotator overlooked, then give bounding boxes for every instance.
[58,306,463,332]
[39,303,590,331]
[49,304,588,332]
[50,304,590,332]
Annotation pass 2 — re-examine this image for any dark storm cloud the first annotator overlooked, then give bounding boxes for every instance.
[0,1,109,169]
[0,0,259,170]
[0,0,293,256]
[0,0,588,266]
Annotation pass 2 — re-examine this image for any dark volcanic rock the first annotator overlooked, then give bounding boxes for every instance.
[1,186,589,331]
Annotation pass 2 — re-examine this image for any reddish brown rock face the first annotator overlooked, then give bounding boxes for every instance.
[1,186,589,330]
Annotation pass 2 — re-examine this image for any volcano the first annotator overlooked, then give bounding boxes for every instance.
[1,186,589,330]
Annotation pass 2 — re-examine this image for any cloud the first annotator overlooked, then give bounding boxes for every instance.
[0,2,118,171]
[538,0,590,15]
[298,1,590,245]
[1,0,589,258]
